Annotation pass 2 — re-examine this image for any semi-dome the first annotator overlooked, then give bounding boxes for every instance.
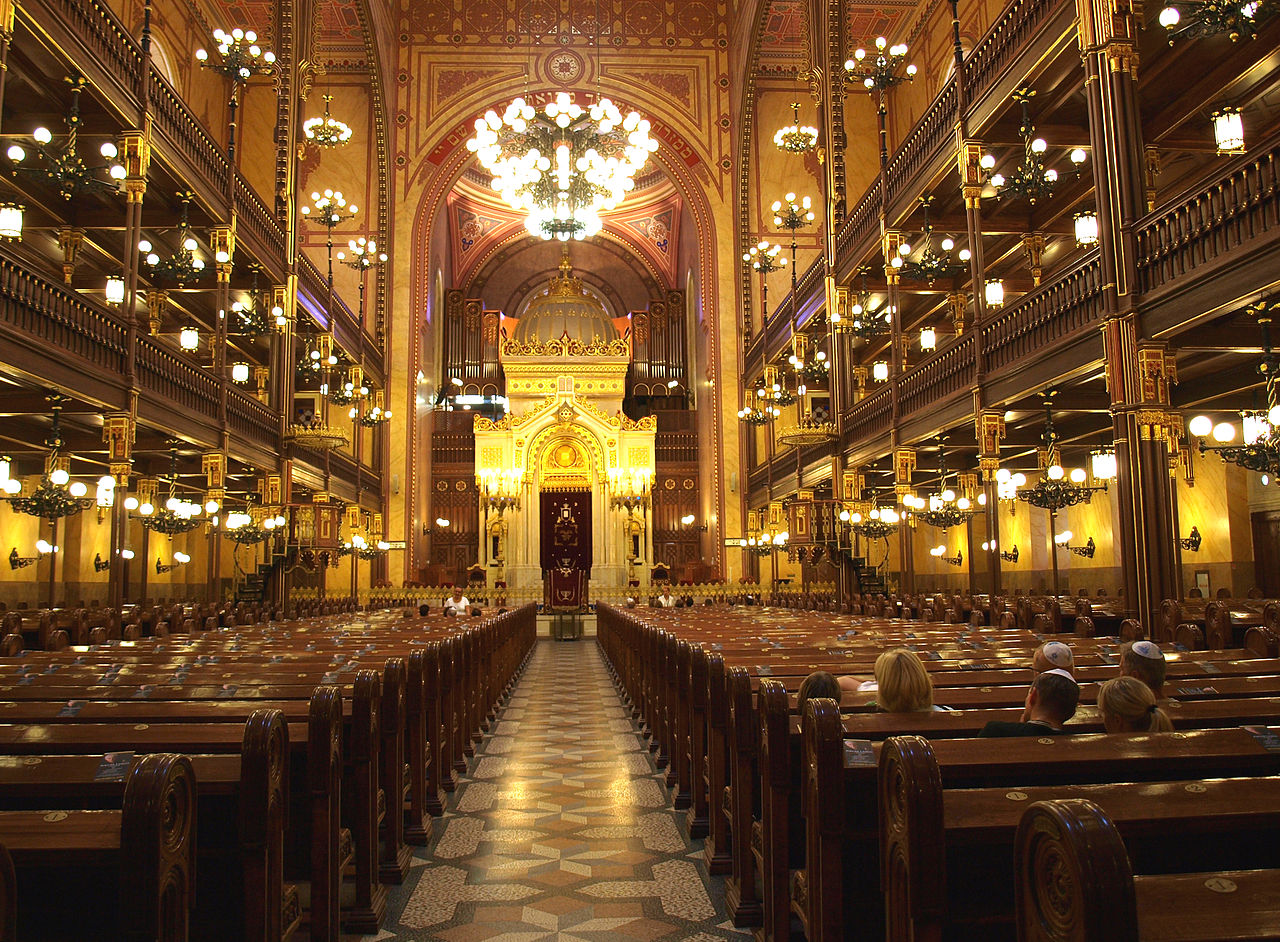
[513,253,618,345]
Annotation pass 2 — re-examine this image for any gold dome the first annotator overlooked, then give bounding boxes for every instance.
[513,253,618,345]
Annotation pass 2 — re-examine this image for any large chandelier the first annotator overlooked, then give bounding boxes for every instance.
[980,89,1086,205]
[138,447,203,536]
[1189,312,1280,482]
[6,75,125,200]
[1159,0,1273,41]
[0,396,95,521]
[303,95,353,149]
[774,102,818,153]
[892,196,970,285]
[465,92,659,242]
[904,441,979,529]
[143,193,206,286]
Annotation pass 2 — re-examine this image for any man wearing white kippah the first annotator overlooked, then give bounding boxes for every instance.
[1032,641,1075,675]
[1120,639,1167,698]
[980,668,1080,737]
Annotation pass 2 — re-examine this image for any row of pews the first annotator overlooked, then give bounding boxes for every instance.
[0,603,536,941]
[598,601,1280,942]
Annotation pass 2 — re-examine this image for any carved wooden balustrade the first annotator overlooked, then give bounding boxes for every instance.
[980,256,1104,376]
[898,331,977,418]
[1136,128,1280,301]
[884,80,958,212]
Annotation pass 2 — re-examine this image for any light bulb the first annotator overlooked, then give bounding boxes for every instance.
[1048,465,1064,480]
[1070,467,1087,484]
[69,481,87,497]
[50,468,69,486]
[124,496,139,510]
[139,502,154,516]
[1212,421,1236,443]
[1188,415,1213,437]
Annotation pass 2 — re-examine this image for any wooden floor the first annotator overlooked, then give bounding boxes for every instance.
[354,638,748,941]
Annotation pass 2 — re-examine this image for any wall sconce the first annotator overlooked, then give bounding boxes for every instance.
[105,274,126,305]
[981,540,1019,562]
[1179,525,1202,552]
[930,544,963,566]
[1054,531,1096,558]
[681,513,708,531]
[984,279,1005,309]
[1073,211,1099,246]
[9,541,55,569]
[93,552,110,572]
[1212,106,1245,155]
[156,550,191,573]
[872,361,889,382]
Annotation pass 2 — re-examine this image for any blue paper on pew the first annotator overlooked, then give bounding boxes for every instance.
[922,650,941,660]
[132,685,154,699]
[42,664,59,674]
[58,700,85,718]
[756,665,773,676]
[843,739,876,767]
[1098,654,1116,665]
[94,751,134,782]
[1244,726,1280,752]
[1176,686,1217,696]
[1199,661,1222,674]
[1174,643,1188,652]
[217,684,239,698]
[711,644,723,651]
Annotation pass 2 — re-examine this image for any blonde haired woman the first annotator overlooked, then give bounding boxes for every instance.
[1097,675,1174,733]
[874,648,950,712]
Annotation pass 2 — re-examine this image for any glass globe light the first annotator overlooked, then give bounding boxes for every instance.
[49,468,69,486]
[1047,465,1064,480]
[1070,467,1087,484]
[1188,415,1213,437]
[68,481,87,497]
[1212,421,1236,443]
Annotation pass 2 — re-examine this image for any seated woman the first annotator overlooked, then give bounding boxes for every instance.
[1097,675,1174,733]
[797,671,842,713]
[870,648,951,713]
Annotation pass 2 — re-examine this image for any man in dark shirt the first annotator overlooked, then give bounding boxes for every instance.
[979,669,1080,737]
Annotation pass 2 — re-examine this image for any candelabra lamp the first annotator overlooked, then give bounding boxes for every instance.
[608,469,651,514]
[229,264,279,336]
[138,447,203,536]
[303,95,353,149]
[1,397,95,521]
[142,193,206,287]
[848,505,900,540]
[355,392,392,428]
[980,89,1086,205]
[5,75,125,200]
[301,189,358,287]
[892,196,970,285]
[742,239,786,336]
[904,441,978,530]
[774,101,818,153]
[1188,313,1280,483]
[196,28,276,163]
[1159,0,1273,41]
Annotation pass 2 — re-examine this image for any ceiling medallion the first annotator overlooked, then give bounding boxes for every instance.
[547,51,583,85]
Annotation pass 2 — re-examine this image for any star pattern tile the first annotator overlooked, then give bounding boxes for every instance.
[344,640,751,941]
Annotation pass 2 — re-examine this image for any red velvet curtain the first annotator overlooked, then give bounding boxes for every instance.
[540,489,592,575]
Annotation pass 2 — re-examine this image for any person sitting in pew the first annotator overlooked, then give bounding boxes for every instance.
[1120,639,1167,698]
[979,668,1080,737]
[418,603,431,616]
[797,671,842,713]
[1098,675,1174,732]
[871,648,953,713]
[443,588,470,616]
[1032,640,1075,675]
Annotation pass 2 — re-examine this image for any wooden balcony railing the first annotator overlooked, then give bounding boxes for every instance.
[135,336,221,420]
[0,257,128,374]
[897,332,977,418]
[1136,130,1280,297]
[227,388,279,443]
[980,256,1104,376]
[885,81,958,210]
[842,386,894,446]
[231,173,287,270]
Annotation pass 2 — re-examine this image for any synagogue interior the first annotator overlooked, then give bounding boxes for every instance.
[0,0,1277,938]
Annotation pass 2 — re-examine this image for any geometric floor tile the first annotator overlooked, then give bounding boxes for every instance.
[344,639,752,940]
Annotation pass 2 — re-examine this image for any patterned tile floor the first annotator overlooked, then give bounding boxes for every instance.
[348,639,752,941]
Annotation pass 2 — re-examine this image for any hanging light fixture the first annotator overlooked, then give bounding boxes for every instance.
[0,203,24,240]
[843,37,917,90]
[919,326,937,351]
[143,193,206,286]
[465,92,659,242]
[985,279,1005,309]
[228,264,277,335]
[0,396,94,520]
[1188,311,1280,481]
[179,325,200,351]
[980,88,1086,204]
[872,361,890,382]
[1074,211,1099,246]
[138,447,202,536]
[1159,0,1273,42]
[303,94,353,148]
[1212,106,1246,155]
[1090,447,1118,481]
[774,101,818,153]
[893,195,970,285]
[6,76,125,199]
[231,362,250,384]
[196,27,276,163]
[104,274,126,305]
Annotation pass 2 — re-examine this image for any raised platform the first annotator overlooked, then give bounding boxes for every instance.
[536,613,596,639]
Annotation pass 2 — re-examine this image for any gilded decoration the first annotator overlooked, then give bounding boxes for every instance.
[501,336,631,358]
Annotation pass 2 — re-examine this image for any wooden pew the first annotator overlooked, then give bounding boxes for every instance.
[0,753,194,942]
[1015,799,1280,942]
[877,735,1280,942]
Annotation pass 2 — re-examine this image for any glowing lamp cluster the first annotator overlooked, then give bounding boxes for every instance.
[195,28,276,80]
[465,93,659,242]
[303,95,353,149]
[774,102,818,153]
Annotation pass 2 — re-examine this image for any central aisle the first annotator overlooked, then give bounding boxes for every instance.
[361,639,750,941]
